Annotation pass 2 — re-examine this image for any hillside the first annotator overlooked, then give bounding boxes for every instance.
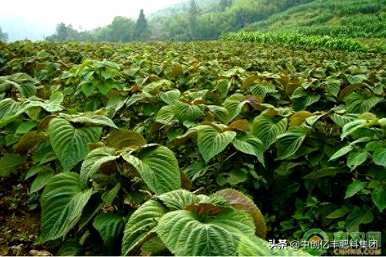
[149,0,314,40]
[245,0,386,38]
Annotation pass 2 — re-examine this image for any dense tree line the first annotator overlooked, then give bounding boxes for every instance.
[45,0,313,42]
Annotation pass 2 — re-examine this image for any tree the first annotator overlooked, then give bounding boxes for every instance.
[188,0,200,39]
[109,16,135,42]
[134,9,149,41]
[0,27,8,42]
[46,23,79,41]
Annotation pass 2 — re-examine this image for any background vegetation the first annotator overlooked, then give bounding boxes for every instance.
[42,0,386,42]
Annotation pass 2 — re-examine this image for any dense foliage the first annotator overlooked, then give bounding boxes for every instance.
[246,0,386,38]
[223,31,386,53]
[45,0,313,42]
[44,0,386,42]
[0,40,385,255]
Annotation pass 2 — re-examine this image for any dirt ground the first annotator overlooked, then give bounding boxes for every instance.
[0,176,48,256]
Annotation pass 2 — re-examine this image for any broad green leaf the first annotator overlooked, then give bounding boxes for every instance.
[232,134,265,166]
[0,73,37,97]
[48,117,102,171]
[276,128,307,160]
[223,95,249,124]
[40,172,93,242]
[121,200,166,255]
[160,89,181,104]
[157,189,199,210]
[341,119,367,139]
[56,241,82,256]
[0,154,25,177]
[252,114,287,149]
[237,235,272,256]
[372,188,386,212]
[174,101,204,122]
[122,146,181,194]
[345,93,383,113]
[326,206,351,219]
[345,181,366,199]
[197,125,236,163]
[373,148,386,168]
[207,105,229,124]
[347,150,368,170]
[156,105,178,124]
[27,92,64,112]
[156,209,255,256]
[345,207,373,232]
[93,213,124,249]
[102,183,121,204]
[80,147,119,182]
[347,74,367,85]
[105,129,146,149]
[15,121,37,134]
[329,145,354,161]
[30,169,55,193]
[215,189,267,238]
[60,112,118,129]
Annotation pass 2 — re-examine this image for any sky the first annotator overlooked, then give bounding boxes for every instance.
[0,0,184,40]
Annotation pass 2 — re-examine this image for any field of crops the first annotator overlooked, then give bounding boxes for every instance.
[0,41,385,255]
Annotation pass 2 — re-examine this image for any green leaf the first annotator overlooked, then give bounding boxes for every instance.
[345,180,366,199]
[347,150,368,170]
[80,147,119,182]
[0,154,25,177]
[160,89,181,104]
[156,209,255,256]
[30,169,55,193]
[156,105,178,125]
[40,172,93,242]
[329,145,354,161]
[223,95,248,124]
[105,129,146,149]
[121,200,166,255]
[56,241,82,256]
[345,207,373,232]
[232,134,265,166]
[122,146,181,194]
[207,105,229,124]
[48,117,102,171]
[102,183,121,204]
[197,125,236,163]
[372,188,386,212]
[0,73,37,97]
[157,189,199,210]
[373,148,386,168]
[252,114,287,149]
[326,206,351,219]
[237,235,272,256]
[341,119,367,139]
[345,93,383,113]
[347,74,367,85]
[174,101,204,122]
[27,92,64,112]
[215,189,267,238]
[93,213,124,249]
[60,112,118,129]
[15,121,37,134]
[276,128,307,160]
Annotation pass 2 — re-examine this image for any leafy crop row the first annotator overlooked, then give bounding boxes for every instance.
[0,40,385,255]
[222,31,386,53]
